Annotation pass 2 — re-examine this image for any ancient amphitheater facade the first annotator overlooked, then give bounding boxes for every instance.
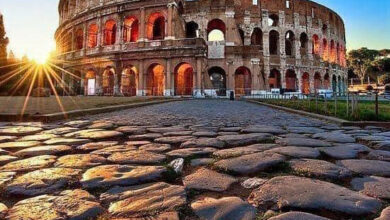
[55,0,347,97]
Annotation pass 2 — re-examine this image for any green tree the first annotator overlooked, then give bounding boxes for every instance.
[347,48,379,84]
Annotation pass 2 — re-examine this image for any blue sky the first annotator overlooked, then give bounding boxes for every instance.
[0,0,389,59]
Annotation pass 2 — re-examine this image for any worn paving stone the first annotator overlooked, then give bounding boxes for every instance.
[116,126,147,135]
[312,131,356,143]
[88,121,115,129]
[0,155,57,172]
[0,148,9,155]
[0,136,17,143]
[128,133,163,141]
[241,177,267,189]
[220,127,242,132]
[218,131,239,136]
[55,154,107,168]
[19,134,58,142]
[248,176,381,216]
[337,160,390,177]
[166,147,217,158]
[5,168,81,196]
[192,131,217,137]
[108,150,166,165]
[155,136,194,144]
[367,150,390,161]
[183,168,237,192]
[318,144,371,159]
[0,171,15,187]
[376,207,390,220]
[181,138,226,149]
[217,133,273,147]
[191,197,257,220]
[147,126,185,133]
[289,159,352,180]
[0,155,18,165]
[15,145,72,157]
[42,127,79,135]
[6,189,104,220]
[44,138,90,145]
[215,152,286,175]
[266,147,321,159]
[268,212,330,220]
[77,141,118,151]
[190,158,215,166]
[101,182,186,217]
[125,141,151,146]
[0,141,41,150]
[276,138,332,147]
[0,203,7,219]
[351,176,390,199]
[64,120,91,128]
[138,143,171,153]
[286,127,325,134]
[241,125,287,135]
[163,131,194,136]
[358,136,390,142]
[65,129,123,140]
[213,144,277,158]
[90,145,137,156]
[371,141,390,151]
[0,126,43,136]
[81,165,166,188]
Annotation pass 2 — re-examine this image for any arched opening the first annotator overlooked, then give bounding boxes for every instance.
[73,71,82,95]
[235,66,252,96]
[285,69,297,92]
[300,32,308,56]
[322,38,328,61]
[251,28,263,47]
[85,69,96,96]
[147,13,165,40]
[336,43,340,64]
[269,69,281,89]
[88,24,98,48]
[312,34,320,55]
[146,64,165,96]
[208,67,226,96]
[330,40,336,63]
[103,67,115,96]
[285,31,295,56]
[239,29,245,45]
[301,72,310,94]
[332,75,337,92]
[104,20,117,45]
[121,66,138,96]
[186,21,199,38]
[177,1,184,15]
[207,19,226,41]
[322,24,328,34]
[269,30,279,55]
[174,63,194,96]
[75,28,84,50]
[314,72,322,92]
[324,73,330,89]
[123,16,139,43]
[268,14,279,27]
[338,75,342,94]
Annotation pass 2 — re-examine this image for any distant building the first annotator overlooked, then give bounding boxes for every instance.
[0,12,9,63]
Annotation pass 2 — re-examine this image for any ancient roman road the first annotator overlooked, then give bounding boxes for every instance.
[0,99,389,220]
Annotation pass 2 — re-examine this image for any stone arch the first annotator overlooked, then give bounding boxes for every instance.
[123,16,139,43]
[75,28,84,50]
[324,73,330,89]
[314,72,322,92]
[174,63,194,96]
[338,75,342,94]
[207,19,226,41]
[269,30,279,55]
[88,24,98,48]
[300,32,308,56]
[301,72,310,94]
[208,66,227,96]
[147,12,165,40]
[238,28,245,45]
[251,28,263,46]
[332,75,337,92]
[104,19,117,45]
[268,14,279,27]
[121,65,138,96]
[312,34,320,55]
[285,30,295,56]
[322,38,328,61]
[235,66,252,96]
[102,67,115,95]
[85,69,97,96]
[330,40,336,63]
[146,63,165,96]
[285,69,297,91]
[186,21,199,38]
[269,69,281,89]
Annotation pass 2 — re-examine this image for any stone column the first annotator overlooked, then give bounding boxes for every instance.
[97,16,103,47]
[138,60,144,96]
[116,15,123,46]
[166,2,175,40]
[139,7,146,41]
[263,58,270,90]
[251,58,260,94]
[295,38,301,60]
[96,69,102,95]
[165,59,172,96]
[114,63,122,96]
[263,31,270,57]
[83,22,88,50]
[225,11,235,46]
[227,61,234,97]
[195,58,203,97]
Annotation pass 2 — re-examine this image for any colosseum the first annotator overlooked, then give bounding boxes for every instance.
[55,0,347,98]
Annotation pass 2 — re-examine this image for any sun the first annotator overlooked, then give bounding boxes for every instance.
[31,53,49,65]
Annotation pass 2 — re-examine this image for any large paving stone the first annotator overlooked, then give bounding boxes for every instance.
[108,150,166,165]
[0,155,57,172]
[77,141,119,151]
[289,159,352,180]
[0,155,18,165]
[0,171,15,187]
[217,133,273,147]
[44,138,90,145]
[376,207,390,220]
[378,131,390,137]
[367,150,390,161]
[55,154,107,168]
[115,126,147,135]
[19,134,58,142]
[155,136,194,144]
[312,131,356,143]
[248,176,381,216]
[318,144,371,159]
[276,138,332,147]
[268,212,330,220]
[88,121,115,129]
[5,168,81,196]
[0,136,17,143]
[192,131,217,137]
[90,145,137,156]
[64,129,123,140]
[0,203,7,219]
[337,160,390,177]
[190,158,215,166]
[286,126,325,134]
[0,141,41,150]
[220,127,242,132]
[0,126,43,136]
[6,189,104,220]
[181,138,226,149]
[138,143,172,153]
[183,168,237,192]
[241,177,267,189]
[266,146,320,159]
[64,120,91,128]
[371,141,390,151]
[15,145,72,157]
[42,127,79,135]
[351,176,390,199]
[125,140,151,146]
[213,144,276,158]
[164,131,194,136]
[241,125,287,135]
[81,165,166,188]
[214,152,286,175]
[101,182,186,217]
[128,133,163,141]
[191,197,257,220]
[166,147,217,158]
[147,126,185,133]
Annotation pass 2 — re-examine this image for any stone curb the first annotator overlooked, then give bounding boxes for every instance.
[0,98,188,123]
[247,100,390,129]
